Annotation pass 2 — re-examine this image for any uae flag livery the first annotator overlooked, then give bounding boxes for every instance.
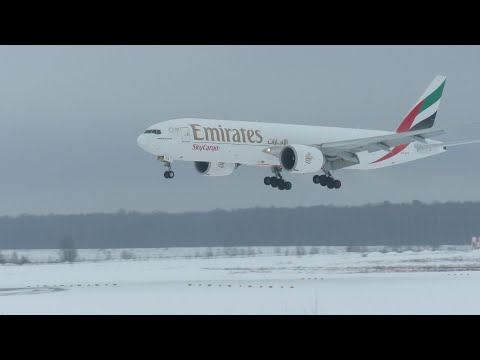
[372,76,446,164]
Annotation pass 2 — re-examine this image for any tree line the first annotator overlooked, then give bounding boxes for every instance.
[0,201,479,249]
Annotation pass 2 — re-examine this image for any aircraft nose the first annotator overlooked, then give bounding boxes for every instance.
[137,134,148,150]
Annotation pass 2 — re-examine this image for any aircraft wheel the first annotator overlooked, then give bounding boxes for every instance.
[313,175,321,184]
[326,177,335,189]
[284,181,292,190]
[319,175,328,186]
[264,177,272,185]
[271,178,279,188]
[334,179,342,189]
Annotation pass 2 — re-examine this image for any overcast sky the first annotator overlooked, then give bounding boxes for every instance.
[1,45,480,216]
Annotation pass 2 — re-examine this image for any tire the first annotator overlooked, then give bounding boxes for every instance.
[284,181,292,190]
[168,171,175,179]
[319,175,328,186]
[278,183,285,190]
[326,177,335,189]
[313,175,321,184]
[334,179,342,189]
[264,177,272,185]
[164,171,170,179]
[271,178,279,188]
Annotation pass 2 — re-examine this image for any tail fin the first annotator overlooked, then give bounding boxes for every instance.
[396,75,447,133]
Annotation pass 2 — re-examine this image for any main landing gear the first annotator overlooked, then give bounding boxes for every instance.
[264,167,292,191]
[312,171,341,189]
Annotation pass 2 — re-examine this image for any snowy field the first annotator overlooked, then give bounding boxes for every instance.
[1,246,480,314]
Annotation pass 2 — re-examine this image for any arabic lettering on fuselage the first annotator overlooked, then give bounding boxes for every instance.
[267,139,288,146]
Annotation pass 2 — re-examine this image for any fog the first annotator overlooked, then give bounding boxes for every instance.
[1,45,479,215]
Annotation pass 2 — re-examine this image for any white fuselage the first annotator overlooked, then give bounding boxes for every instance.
[136,118,446,171]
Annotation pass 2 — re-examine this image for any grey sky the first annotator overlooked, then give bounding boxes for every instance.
[1,45,480,216]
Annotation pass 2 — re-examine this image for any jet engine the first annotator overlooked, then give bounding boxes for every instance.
[280,145,325,173]
[194,161,237,176]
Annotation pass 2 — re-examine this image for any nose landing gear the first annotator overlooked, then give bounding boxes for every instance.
[164,170,175,179]
[159,157,175,179]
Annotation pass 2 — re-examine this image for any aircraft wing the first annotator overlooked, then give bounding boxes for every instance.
[414,138,480,152]
[315,127,446,157]
[441,139,480,148]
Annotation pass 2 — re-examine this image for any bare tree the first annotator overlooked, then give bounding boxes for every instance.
[19,255,30,265]
[224,247,239,257]
[205,247,214,258]
[0,251,4,264]
[6,251,30,265]
[347,245,368,253]
[59,236,78,263]
[309,247,319,255]
[104,250,112,261]
[295,246,307,257]
[10,251,19,264]
[121,250,134,260]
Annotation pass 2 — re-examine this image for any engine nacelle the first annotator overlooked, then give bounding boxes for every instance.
[280,144,325,173]
[194,161,237,176]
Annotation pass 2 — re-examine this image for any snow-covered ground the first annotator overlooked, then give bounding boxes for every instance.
[0,245,471,263]
[1,247,479,314]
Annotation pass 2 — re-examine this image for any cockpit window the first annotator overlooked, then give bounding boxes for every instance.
[145,130,161,134]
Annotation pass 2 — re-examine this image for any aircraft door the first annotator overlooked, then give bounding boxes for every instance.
[180,127,190,142]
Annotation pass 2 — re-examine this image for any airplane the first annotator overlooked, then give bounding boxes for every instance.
[137,75,480,191]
